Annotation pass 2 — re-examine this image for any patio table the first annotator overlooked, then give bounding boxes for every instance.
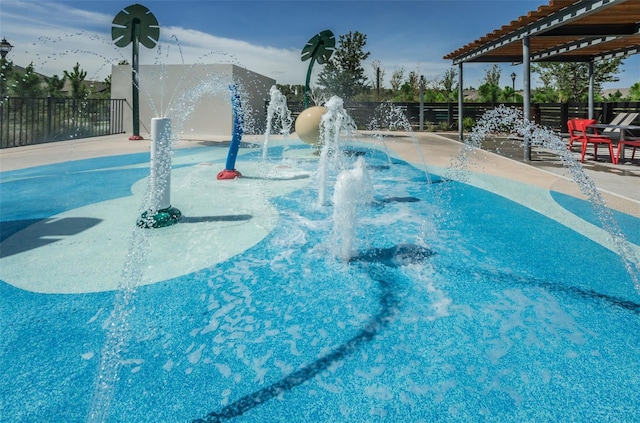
[587,123,640,161]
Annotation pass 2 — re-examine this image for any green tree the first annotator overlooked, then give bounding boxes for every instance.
[393,70,421,102]
[628,82,640,101]
[87,74,113,100]
[477,64,501,104]
[605,89,623,102]
[316,31,371,100]
[532,59,623,102]
[11,62,44,98]
[64,63,88,99]
[370,59,385,100]
[531,86,558,103]
[0,58,14,100]
[276,84,305,103]
[390,66,405,92]
[396,81,416,102]
[46,74,66,98]
[441,68,457,102]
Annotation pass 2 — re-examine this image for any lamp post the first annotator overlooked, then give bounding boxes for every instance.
[510,72,516,102]
[0,38,13,59]
[0,38,13,100]
[419,75,425,131]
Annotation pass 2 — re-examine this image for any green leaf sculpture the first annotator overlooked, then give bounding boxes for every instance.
[301,30,335,109]
[112,4,159,48]
[112,4,160,139]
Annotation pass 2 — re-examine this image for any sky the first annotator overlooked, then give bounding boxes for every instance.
[1,0,638,91]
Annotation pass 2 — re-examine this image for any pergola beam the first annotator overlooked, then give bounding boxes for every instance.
[532,35,623,61]
[450,0,625,65]
[539,23,639,37]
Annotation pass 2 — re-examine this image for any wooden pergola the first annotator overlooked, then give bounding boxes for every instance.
[444,0,640,159]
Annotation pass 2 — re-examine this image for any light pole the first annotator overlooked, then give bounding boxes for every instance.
[419,75,425,131]
[510,72,516,102]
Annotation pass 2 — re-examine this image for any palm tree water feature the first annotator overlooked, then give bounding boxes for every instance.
[300,30,335,109]
[112,3,160,140]
[1,95,639,420]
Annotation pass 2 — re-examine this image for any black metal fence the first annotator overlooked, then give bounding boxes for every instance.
[287,101,640,133]
[2,98,639,148]
[0,97,126,148]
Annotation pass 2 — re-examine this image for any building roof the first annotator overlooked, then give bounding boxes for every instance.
[443,0,640,64]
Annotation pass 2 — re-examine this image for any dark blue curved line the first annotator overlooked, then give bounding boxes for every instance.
[193,272,397,423]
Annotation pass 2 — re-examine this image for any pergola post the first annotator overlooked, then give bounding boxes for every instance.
[588,60,595,120]
[458,63,464,141]
[523,36,531,161]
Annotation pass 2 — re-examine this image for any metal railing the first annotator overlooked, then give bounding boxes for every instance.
[0,97,126,148]
[286,101,640,133]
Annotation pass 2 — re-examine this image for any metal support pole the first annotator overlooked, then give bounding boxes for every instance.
[523,36,532,161]
[131,20,141,139]
[419,75,425,131]
[458,63,464,141]
[588,60,595,120]
[376,67,381,101]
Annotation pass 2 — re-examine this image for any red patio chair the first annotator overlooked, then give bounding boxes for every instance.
[567,118,587,150]
[614,138,640,164]
[574,119,614,163]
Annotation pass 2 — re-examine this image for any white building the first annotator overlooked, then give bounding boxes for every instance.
[111,64,275,138]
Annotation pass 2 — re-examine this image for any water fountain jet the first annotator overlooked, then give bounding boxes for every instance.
[262,85,293,158]
[136,117,182,228]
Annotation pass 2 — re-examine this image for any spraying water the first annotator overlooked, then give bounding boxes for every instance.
[86,226,151,423]
[263,85,293,158]
[331,157,374,260]
[448,105,640,291]
[367,101,433,184]
[317,96,357,206]
[87,68,243,423]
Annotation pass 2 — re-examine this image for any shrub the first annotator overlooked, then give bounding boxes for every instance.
[462,117,476,132]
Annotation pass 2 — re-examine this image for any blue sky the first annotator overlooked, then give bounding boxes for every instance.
[1,0,638,91]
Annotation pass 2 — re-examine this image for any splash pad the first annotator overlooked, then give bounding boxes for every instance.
[1,100,639,421]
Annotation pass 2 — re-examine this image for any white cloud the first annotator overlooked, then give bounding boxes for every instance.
[1,1,315,86]
[158,26,310,85]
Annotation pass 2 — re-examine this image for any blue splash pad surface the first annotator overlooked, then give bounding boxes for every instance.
[1,144,639,422]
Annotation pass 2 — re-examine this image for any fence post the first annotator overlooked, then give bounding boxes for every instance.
[46,96,52,141]
[560,103,569,133]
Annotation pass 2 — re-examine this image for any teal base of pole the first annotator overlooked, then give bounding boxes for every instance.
[137,206,182,228]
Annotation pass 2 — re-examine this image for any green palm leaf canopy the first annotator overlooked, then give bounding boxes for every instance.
[111,3,160,48]
[301,30,335,108]
[301,30,335,64]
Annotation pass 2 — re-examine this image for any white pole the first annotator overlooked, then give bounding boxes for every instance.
[150,117,172,211]
[137,117,181,228]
